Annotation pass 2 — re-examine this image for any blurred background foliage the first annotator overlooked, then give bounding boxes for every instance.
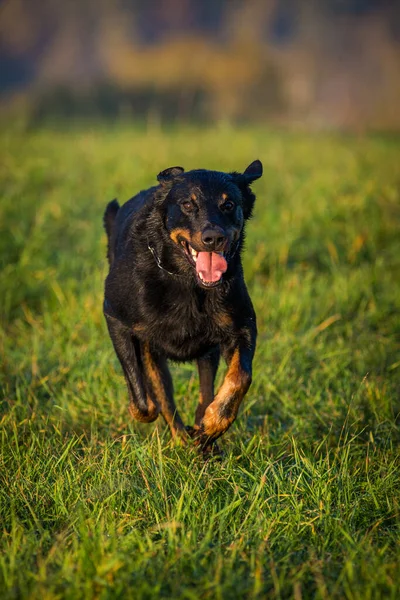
[1,0,400,130]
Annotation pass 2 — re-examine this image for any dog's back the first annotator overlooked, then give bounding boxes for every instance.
[104,186,160,266]
[103,199,120,266]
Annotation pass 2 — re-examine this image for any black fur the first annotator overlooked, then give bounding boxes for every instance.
[103,199,119,265]
[103,160,262,452]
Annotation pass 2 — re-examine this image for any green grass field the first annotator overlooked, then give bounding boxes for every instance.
[1,124,399,599]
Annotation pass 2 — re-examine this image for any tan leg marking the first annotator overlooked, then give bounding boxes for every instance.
[128,341,160,423]
[128,400,159,423]
[201,348,251,440]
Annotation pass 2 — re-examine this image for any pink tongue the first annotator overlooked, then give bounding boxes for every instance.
[196,252,228,283]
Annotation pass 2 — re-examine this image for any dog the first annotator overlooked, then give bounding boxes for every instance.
[103,160,262,453]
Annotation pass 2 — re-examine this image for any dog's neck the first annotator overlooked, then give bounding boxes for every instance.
[147,239,182,277]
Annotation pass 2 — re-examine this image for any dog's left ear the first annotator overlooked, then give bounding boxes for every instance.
[157,166,185,186]
[243,159,263,184]
[231,159,263,220]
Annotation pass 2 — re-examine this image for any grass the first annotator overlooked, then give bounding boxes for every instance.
[0,122,399,599]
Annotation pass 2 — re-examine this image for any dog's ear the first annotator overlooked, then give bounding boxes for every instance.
[157,166,185,186]
[243,159,263,184]
[231,160,263,220]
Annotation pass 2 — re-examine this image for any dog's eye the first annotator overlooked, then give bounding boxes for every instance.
[221,200,235,211]
[182,201,193,211]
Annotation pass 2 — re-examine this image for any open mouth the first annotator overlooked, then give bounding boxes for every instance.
[180,240,228,287]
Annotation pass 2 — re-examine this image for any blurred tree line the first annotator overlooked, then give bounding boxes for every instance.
[0,0,399,130]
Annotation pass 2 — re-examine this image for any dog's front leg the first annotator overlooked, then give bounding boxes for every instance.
[196,327,256,450]
[105,314,160,422]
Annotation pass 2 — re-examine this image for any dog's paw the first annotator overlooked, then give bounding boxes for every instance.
[185,425,200,439]
[185,425,224,460]
[201,441,224,461]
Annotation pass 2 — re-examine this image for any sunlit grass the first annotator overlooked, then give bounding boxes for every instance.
[0,124,399,599]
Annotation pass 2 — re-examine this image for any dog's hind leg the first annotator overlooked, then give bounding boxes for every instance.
[194,348,220,427]
[141,343,187,440]
[105,314,160,422]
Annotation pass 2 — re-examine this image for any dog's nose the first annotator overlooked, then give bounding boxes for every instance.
[201,227,227,251]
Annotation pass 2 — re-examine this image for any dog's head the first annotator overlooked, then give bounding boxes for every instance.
[154,161,262,288]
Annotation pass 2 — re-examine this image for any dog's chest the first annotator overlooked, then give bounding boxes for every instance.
[135,293,228,359]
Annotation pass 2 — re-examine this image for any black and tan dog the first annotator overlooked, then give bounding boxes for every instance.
[103,160,262,453]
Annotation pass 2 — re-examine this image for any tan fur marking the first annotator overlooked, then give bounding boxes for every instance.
[201,407,231,437]
[132,323,146,335]
[142,344,164,404]
[169,228,191,245]
[191,231,203,248]
[215,311,233,329]
[127,342,160,422]
[225,348,243,389]
[222,193,228,200]
[128,401,159,423]
[191,193,197,201]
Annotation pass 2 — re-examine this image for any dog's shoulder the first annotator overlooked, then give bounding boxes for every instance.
[116,185,158,230]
